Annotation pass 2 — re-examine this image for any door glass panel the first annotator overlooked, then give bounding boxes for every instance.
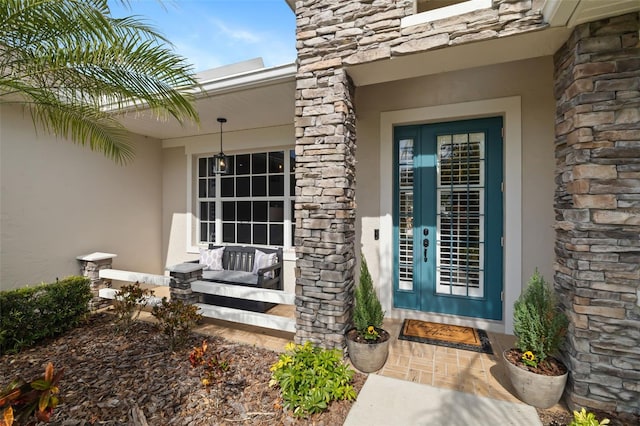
[398,139,414,291]
[436,133,485,298]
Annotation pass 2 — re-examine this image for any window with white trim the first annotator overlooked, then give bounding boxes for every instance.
[198,149,295,247]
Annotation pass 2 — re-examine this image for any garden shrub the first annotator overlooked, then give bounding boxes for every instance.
[151,297,202,350]
[112,282,154,334]
[513,269,568,367]
[269,341,356,417]
[0,277,92,354]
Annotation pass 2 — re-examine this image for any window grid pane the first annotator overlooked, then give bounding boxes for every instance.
[197,149,294,247]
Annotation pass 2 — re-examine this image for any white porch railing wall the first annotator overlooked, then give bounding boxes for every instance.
[98,267,296,333]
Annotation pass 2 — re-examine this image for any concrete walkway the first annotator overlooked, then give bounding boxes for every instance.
[344,374,542,426]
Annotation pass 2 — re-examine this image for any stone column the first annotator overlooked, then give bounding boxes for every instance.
[168,263,203,305]
[76,252,117,310]
[294,65,358,350]
[554,12,640,420]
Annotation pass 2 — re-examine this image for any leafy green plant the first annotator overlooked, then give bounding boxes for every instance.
[151,298,202,350]
[0,362,63,425]
[570,408,610,426]
[269,342,356,417]
[353,254,385,341]
[188,341,231,387]
[0,277,91,354]
[513,269,569,368]
[112,282,154,333]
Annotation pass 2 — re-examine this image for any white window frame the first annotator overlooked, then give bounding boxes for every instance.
[402,0,492,28]
[186,148,295,253]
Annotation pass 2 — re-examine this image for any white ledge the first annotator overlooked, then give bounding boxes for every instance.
[401,0,492,28]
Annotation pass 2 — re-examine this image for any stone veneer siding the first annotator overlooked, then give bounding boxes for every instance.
[554,12,640,419]
[293,69,357,349]
[293,0,547,348]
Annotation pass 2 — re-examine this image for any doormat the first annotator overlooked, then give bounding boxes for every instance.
[398,319,493,354]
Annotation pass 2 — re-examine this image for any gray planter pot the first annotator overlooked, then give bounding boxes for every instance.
[503,349,568,409]
[346,328,390,373]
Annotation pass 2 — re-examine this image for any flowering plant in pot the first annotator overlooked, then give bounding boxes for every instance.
[503,269,569,408]
[345,254,390,373]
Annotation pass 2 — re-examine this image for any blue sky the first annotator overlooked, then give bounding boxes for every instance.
[108,0,296,72]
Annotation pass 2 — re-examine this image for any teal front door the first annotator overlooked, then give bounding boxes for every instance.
[393,117,503,320]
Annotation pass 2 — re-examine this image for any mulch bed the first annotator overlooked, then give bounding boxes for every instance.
[3,312,635,426]
[0,312,365,425]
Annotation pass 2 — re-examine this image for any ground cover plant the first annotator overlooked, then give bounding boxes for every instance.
[269,341,356,417]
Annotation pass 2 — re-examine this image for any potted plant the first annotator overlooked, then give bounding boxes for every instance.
[503,269,569,408]
[345,254,390,373]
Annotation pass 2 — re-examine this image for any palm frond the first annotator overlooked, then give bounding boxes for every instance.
[0,0,199,163]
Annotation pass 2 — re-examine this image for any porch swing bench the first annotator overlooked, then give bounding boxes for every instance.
[184,244,283,313]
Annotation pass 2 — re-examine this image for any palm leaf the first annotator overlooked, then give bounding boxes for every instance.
[0,0,199,164]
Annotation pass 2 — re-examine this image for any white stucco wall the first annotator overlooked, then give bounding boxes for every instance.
[161,124,297,294]
[0,105,164,290]
[354,56,556,333]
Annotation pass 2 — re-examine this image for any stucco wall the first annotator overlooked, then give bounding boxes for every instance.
[161,125,297,294]
[162,146,187,270]
[354,56,556,323]
[0,105,163,290]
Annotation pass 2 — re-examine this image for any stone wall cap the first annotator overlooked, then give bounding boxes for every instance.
[76,252,117,262]
[169,263,205,273]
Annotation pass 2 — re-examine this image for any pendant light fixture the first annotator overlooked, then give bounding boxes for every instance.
[213,117,228,174]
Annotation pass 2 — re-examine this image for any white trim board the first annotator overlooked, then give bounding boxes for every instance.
[379,96,522,335]
[99,269,171,286]
[195,303,296,333]
[191,280,296,305]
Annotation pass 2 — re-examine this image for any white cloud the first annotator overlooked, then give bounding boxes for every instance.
[173,41,226,72]
[210,18,262,44]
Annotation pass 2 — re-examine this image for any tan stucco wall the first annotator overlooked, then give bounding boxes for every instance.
[0,105,163,290]
[161,125,297,294]
[162,146,187,269]
[354,55,556,303]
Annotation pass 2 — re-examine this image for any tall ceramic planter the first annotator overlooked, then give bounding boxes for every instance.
[346,328,390,373]
[503,349,568,409]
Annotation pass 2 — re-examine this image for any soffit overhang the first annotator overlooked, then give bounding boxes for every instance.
[542,0,640,28]
[116,63,297,141]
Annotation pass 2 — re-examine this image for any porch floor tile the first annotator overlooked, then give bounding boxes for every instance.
[178,305,526,404]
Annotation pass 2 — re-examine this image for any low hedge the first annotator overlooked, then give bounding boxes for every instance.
[0,276,92,355]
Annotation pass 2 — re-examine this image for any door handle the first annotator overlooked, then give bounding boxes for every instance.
[423,238,429,262]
